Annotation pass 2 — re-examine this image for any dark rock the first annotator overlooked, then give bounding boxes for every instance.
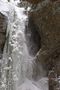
[0,12,7,55]
[21,0,43,5]
[25,17,41,56]
[28,0,60,74]
[28,1,60,89]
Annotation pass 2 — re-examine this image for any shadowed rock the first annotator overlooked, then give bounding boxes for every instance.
[0,12,7,58]
[25,17,41,56]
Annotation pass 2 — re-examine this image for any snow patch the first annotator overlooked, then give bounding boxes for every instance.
[0,1,9,16]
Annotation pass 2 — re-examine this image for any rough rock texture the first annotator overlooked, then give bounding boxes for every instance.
[27,1,60,89]
[28,0,60,75]
[22,0,59,4]
[0,13,7,55]
[22,0,42,4]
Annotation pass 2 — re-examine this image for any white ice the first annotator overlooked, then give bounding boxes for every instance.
[0,0,48,90]
[18,79,41,90]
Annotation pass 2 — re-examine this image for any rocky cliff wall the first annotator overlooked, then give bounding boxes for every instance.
[27,1,60,89]
[27,1,60,77]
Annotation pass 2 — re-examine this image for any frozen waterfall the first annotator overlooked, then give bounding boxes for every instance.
[0,0,48,90]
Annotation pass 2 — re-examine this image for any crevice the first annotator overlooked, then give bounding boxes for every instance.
[25,17,41,56]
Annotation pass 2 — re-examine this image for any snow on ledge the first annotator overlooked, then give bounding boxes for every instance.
[0,1,10,17]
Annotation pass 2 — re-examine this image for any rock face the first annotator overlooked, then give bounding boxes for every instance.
[0,13,7,56]
[27,0,60,89]
[28,0,60,75]
[21,0,42,4]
